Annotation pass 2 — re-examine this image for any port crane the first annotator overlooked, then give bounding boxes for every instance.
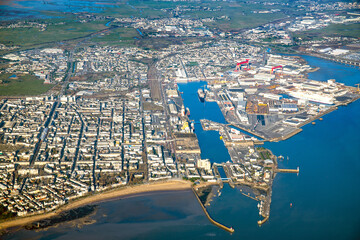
[270,65,283,74]
[355,83,360,92]
[235,59,250,71]
[252,119,260,130]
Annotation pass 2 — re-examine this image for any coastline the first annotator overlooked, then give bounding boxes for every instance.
[0,180,192,231]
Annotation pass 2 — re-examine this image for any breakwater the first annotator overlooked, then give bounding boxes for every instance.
[192,187,234,233]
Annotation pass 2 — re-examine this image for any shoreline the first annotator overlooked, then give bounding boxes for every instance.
[0,180,192,231]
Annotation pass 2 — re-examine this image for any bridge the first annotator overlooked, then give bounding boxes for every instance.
[220,178,231,181]
[313,54,360,67]
[327,58,360,67]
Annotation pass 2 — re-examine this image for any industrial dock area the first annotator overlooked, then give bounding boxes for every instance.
[156,47,358,229]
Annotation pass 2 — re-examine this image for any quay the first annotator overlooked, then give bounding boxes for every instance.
[298,106,338,128]
[229,123,265,140]
[192,187,235,233]
[257,216,269,226]
[276,167,300,174]
[224,140,255,147]
[339,95,360,106]
[270,128,303,142]
[241,192,259,201]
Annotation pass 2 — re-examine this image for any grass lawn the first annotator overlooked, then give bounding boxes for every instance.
[0,73,53,96]
[0,19,108,48]
[313,23,360,38]
[102,0,290,31]
[70,72,116,82]
[293,23,360,40]
[92,27,139,46]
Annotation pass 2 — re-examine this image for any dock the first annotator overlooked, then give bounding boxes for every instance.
[192,187,234,233]
[257,216,269,226]
[276,167,299,174]
[241,192,259,201]
[224,140,254,147]
[271,128,303,142]
[229,123,265,140]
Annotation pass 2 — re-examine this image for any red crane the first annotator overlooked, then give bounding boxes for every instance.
[270,65,283,74]
[235,59,250,71]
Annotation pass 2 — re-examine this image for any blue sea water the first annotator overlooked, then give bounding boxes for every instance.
[3,56,360,239]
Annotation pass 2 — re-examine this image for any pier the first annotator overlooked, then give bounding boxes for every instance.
[241,192,259,201]
[224,140,255,147]
[257,216,269,226]
[229,123,265,140]
[271,128,303,142]
[276,167,300,174]
[192,187,234,233]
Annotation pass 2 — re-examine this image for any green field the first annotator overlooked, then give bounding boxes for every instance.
[325,23,360,38]
[293,23,360,41]
[70,72,116,82]
[0,19,108,48]
[0,73,53,96]
[102,0,293,31]
[185,1,290,31]
[205,12,287,31]
[2,0,351,52]
[92,27,139,46]
[0,0,301,50]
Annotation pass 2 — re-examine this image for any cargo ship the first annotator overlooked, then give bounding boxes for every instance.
[197,88,206,102]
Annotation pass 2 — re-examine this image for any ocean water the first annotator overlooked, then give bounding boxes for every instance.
[3,57,360,239]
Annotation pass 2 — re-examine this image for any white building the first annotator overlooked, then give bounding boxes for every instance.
[196,159,211,171]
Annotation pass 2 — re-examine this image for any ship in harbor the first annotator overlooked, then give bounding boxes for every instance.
[288,90,334,105]
[197,88,206,102]
[185,107,190,116]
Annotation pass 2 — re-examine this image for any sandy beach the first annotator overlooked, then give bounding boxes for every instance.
[0,180,192,231]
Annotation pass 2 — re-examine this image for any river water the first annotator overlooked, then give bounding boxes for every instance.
[3,56,360,239]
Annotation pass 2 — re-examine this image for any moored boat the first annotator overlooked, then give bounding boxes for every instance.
[197,88,205,102]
